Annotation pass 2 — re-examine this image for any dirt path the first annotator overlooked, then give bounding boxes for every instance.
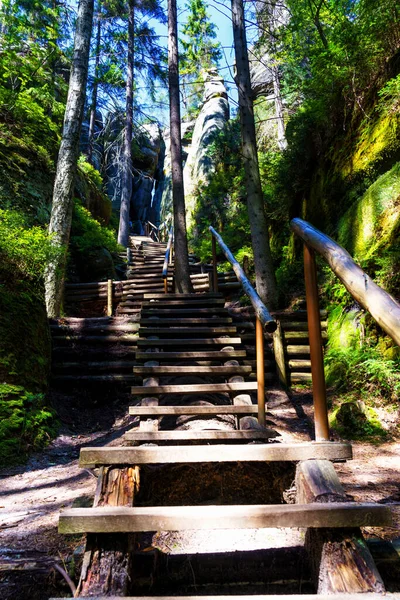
[0,386,399,598]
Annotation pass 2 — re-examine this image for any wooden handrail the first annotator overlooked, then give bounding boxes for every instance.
[209,226,276,334]
[209,226,277,428]
[291,218,400,347]
[162,227,174,294]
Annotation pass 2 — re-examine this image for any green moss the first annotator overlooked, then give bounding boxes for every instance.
[329,397,388,440]
[338,161,400,258]
[0,384,57,466]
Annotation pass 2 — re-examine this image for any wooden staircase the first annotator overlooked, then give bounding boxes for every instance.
[51,236,398,598]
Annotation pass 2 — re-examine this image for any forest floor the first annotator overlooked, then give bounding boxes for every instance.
[0,385,399,599]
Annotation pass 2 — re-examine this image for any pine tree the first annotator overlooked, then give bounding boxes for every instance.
[180,0,221,117]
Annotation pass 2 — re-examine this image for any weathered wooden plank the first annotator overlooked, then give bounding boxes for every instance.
[143,293,222,299]
[296,459,386,594]
[136,337,242,346]
[59,503,393,534]
[133,365,252,375]
[135,350,246,360]
[141,308,228,315]
[79,442,353,467]
[138,327,238,335]
[130,382,257,395]
[140,317,233,325]
[142,299,226,307]
[128,404,261,415]
[124,430,275,441]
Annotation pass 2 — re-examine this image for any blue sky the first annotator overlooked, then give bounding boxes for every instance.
[143,0,253,124]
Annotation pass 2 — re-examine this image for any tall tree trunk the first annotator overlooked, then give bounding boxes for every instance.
[87,11,101,164]
[117,0,134,247]
[231,0,278,308]
[45,0,94,318]
[168,0,192,293]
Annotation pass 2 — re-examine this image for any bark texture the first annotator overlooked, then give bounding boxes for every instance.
[117,0,134,247]
[231,0,277,308]
[168,0,192,293]
[45,0,94,317]
[87,11,101,164]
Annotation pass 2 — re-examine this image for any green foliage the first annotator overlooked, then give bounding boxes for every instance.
[179,0,222,117]
[77,156,104,190]
[0,384,57,466]
[0,209,59,287]
[70,200,122,256]
[378,74,400,115]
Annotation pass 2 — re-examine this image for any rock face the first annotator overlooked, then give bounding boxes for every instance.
[249,48,274,99]
[102,116,163,229]
[183,71,230,229]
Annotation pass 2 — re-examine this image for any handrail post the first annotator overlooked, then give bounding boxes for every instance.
[303,244,329,441]
[211,234,218,292]
[256,317,265,426]
[107,279,113,317]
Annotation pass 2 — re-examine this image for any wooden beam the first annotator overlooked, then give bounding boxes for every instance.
[129,404,260,415]
[124,430,276,442]
[59,503,393,534]
[130,382,258,395]
[49,594,400,600]
[296,459,386,594]
[79,442,353,467]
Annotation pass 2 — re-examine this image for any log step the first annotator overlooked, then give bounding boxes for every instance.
[52,374,137,382]
[130,382,257,396]
[140,318,233,325]
[58,502,393,534]
[124,430,277,442]
[143,293,223,299]
[138,327,238,336]
[135,351,246,360]
[141,308,228,315]
[142,299,226,307]
[129,404,264,416]
[54,361,136,371]
[136,338,242,347]
[79,441,353,467]
[133,365,252,375]
[51,335,138,343]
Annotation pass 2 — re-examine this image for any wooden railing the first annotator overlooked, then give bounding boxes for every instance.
[291,217,400,441]
[162,227,174,294]
[144,220,160,241]
[209,226,277,426]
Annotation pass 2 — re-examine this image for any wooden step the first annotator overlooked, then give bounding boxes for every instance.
[58,502,393,534]
[138,327,238,336]
[143,293,223,299]
[136,338,242,347]
[142,299,226,307]
[52,374,137,382]
[133,365,252,376]
[131,382,258,396]
[135,350,246,360]
[54,360,136,371]
[50,334,138,344]
[140,318,233,325]
[141,308,228,316]
[79,441,352,467]
[288,359,312,369]
[129,404,263,416]
[124,430,277,442]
